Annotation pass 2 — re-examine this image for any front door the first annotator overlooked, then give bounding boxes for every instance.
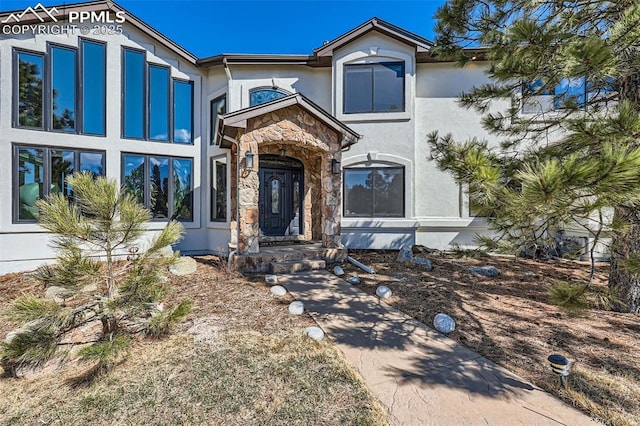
[259,166,303,236]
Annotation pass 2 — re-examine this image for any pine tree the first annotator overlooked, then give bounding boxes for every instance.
[429,1,640,311]
[1,172,191,374]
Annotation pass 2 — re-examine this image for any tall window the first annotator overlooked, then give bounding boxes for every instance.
[344,62,405,114]
[122,154,193,221]
[14,41,106,135]
[344,166,404,217]
[122,48,194,143]
[210,95,226,145]
[13,145,105,222]
[249,88,288,106]
[210,157,227,221]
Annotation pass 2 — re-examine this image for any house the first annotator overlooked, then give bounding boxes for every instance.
[0,0,500,275]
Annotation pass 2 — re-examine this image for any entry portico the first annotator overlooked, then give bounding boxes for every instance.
[217,93,361,255]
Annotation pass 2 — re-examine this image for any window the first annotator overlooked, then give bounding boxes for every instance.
[82,39,106,135]
[13,145,105,222]
[521,77,611,113]
[122,48,194,143]
[210,157,227,222]
[173,80,193,143]
[16,51,44,128]
[344,166,404,217]
[344,62,404,114]
[122,154,193,221]
[14,41,106,135]
[210,95,226,145]
[249,88,288,106]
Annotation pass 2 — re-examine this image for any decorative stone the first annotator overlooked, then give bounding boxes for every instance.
[376,286,392,299]
[468,266,500,277]
[433,313,456,334]
[303,326,325,341]
[169,257,198,276]
[265,274,278,284]
[333,266,345,276]
[158,245,174,258]
[4,330,18,344]
[289,301,304,315]
[397,245,413,263]
[412,257,433,271]
[44,286,72,303]
[347,276,361,285]
[270,285,287,297]
[523,271,537,278]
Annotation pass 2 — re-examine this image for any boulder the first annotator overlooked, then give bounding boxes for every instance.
[169,257,197,276]
[468,266,500,277]
[412,257,433,271]
[396,245,413,263]
[44,286,72,303]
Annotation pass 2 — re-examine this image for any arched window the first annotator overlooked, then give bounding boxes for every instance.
[249,88,289,106]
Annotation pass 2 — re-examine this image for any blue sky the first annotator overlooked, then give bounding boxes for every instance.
[0,0,446,57]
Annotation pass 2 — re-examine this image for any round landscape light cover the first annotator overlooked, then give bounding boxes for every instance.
[303,326,325,341]
[289,301,304,315]
[433,313,456,334]
[376,285,392,298]
[270,285,287,296]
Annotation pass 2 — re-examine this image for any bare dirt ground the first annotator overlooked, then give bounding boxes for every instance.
[340,250,640,426]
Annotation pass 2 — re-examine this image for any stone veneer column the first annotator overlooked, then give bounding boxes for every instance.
[322,150,342,248]
[237,133,260,254]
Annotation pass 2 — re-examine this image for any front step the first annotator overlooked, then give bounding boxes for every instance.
[270,259,326,274]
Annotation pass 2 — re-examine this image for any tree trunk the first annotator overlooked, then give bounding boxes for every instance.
[608,207,640,313]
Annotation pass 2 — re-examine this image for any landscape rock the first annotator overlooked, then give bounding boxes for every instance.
[412,257,433,271]
[376,286,392,299]
[523,271,537,278]
[265,274,278,284]
[270,285,287,296]
[44,286,72,303]
[158,245,174,258]
[303,326,325,341]
[396,245,413,263]
[433,313,456,334]
[468,266,500,277]
[333,266,345,276]
[169,257,197,276]
[289,301,304,315]
[347,276,361,285]
[4,330,18,345]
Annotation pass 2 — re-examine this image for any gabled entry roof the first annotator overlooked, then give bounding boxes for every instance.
[217,93,362,149]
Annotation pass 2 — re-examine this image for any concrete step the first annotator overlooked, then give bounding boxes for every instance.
[270,259,326,274]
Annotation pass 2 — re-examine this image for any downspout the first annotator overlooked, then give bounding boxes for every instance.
[221,58,241,269]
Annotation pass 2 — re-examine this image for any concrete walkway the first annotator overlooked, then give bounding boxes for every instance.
[279,270,599,426]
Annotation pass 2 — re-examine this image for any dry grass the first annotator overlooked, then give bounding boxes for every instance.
[0,256,388,426]
[344,250,640,426]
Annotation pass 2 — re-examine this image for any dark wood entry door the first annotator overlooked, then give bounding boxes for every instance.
[259,167,302,236]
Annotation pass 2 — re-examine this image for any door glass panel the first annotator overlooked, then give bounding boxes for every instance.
[150,157,170,218]
[271,179,280,214]
[50,150,75,196]
[17,147,44,220]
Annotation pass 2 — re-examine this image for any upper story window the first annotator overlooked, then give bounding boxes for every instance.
[521,77,611,113]
[343,62,405,114]
[210,95,226,145]
[14,40,106,135]
[13,145,105,223]
[249,88,288,106]
[343,165,404,217]
[122,47,194,143]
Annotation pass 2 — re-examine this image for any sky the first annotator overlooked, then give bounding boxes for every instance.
[0,0,446,57]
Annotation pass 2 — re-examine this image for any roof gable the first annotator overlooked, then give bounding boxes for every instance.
[217,93,361,148]
[314,17,433,58]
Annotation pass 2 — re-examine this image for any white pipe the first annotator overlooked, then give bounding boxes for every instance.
[347,256,375,274]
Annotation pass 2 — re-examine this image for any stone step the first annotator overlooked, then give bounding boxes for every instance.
[270,259,326,274]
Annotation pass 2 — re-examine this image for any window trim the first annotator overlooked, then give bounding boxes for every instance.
[13,48,46,130]
[210,156,228,222]
[172,78,194,144]
[12,144,106,224]
[147,63,172,142]
[209,94,227,145]
[121,152,194,222]
[343,165,405,218]
[249,86,290,107]
[47,42,79,134]
[121,46,147,141]
[343,61,406,115]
